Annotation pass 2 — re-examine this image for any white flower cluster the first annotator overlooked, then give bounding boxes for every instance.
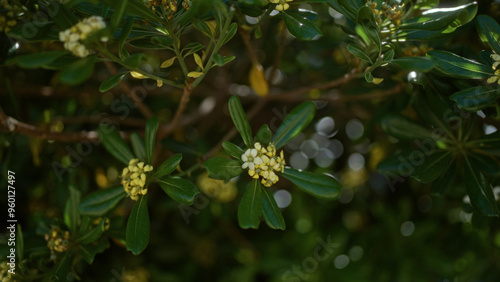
[487,54,500,85]
[269,0,293,11]
[241,142,285,187]
[59,16,107,58]
[121,159,153,201]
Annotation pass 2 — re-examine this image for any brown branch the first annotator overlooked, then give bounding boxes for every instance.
[54,115,146,128]
[239,29,260,66]
[102,60,153,119]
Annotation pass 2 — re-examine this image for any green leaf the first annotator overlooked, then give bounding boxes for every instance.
[124,53,146,68]
[151,36,174,47]
[427,50,493,79]
[383,49,395,62]
[254,124,272,145]
[64,185,81,234]
[14,51,67,69]
[152,153,183,180]
[98,125,135,164]
[193,18,213,37]
[158,177,199,205]
[464,156,499,216]
[99,72,127,93]
[364,72,374,83]
[17,225,24,262]
[347,44,372,63]
[282,10,323,41]
[451,86,500,112]
[76,219,106,244]
[412,151,454,184]
[145,117,159,164]
[126,195,150,255]
[469,154,500,175]
[213,54,236,67]
[51,2,78,29]
[228,96,253,148]
[281,168,341,199]
[59,56,96,86]
[261,187,285,230]
[400,2,477,33]
[130,132,146,162]
[380,114,441,141]
[432,164,456,194]
[238,179,262,229]
[222,141,245,160]
[79,186,127,216]
[50,251,73,280]
[119,16,134,59]
[109,0,128,32]
[204,157,243,183]
[477,15,500,55]
[272,101,316,149]
[79,239,110,264]
[105,0,162,23]
[390,57,435,72]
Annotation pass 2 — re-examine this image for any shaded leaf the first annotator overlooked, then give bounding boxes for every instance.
[158,177,199,205]
[238,179,262,229]
[59,56,95,86]
[229,96,253,148]
[413,151,454,183]
[347,44,372,63]
[261,187,285,230]
[451,86,500,112]
[14,51,67,69]
[255,124,272,145]
[79,186,127,216]
[204,157,243,183]
[98,125,135,164]
[281,167,341,199]
[272,101,316,149]
[390,57,435,72]
[99,72,127,93]
[145,117,158,164]
[380,114,440,141]
[152,153,182,180]
[126,195,150,255]
[222,141,245,160]
[282,10,322,41]
[464,156,499,216]
[130,132,146,162]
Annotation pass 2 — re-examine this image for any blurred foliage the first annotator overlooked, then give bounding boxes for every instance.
[1,0,500,281]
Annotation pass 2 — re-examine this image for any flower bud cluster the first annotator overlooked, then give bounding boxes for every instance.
[0,0,23,34]
[59,16,107,58]
[366,1,404,26]
[487,54,500,85]
[241,142,286,187]
[45,227,70,255]
[269,0,293,12]
[121,159,153,201]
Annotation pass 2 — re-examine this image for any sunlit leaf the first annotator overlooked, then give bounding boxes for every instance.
[249,64,269,97]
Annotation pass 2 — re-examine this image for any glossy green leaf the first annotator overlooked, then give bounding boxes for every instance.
[281,168,341,199]
[451,86,500,112]
[413,151,454,184]
[272,101,316,149]
[476,15,500,55]
[469,154,500,175]
[50,251,73,280]
[282,10,323,41]
[76,219,106,244]
[59,56,96,86]
[383,49,395,62]
[158,177,199,205]
[152,153,183,180]
[79,186,127,216]
[427,50,493,79]
[79,239,110,264]
[204,157,243,183]
[255,124,272,145]
[464,156,499,216]
[400,3,477,33]
[109,0,128,32]
[126,195,150,255]
[347,44,372,63]
[64,185,81,234]
[390,57,435,72]
[130,132,146,162]
[228,96,253,148]
[380,114,441,141]
[98,125,135,164]
[213,54,236,67]
[414,0,439,10]
[261,186,285,230]
[286,9,319,21]
[99,72,127,93]
[365,72,374,83]
[124,53,146,68]
[14,51,67,69]
[145,117,158,164]
[431,164,456,194]
[222,141,245,160]
[222,23,238,49]
[238,179,262,229]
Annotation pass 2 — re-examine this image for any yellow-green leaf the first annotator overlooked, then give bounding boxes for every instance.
[130,71,147,79]
[160,57,177,68]
[193,53,204,70]
[187,71,204,78]
[249,64,269,97]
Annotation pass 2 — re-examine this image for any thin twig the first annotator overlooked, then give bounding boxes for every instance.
[54,115,146,127]
[102,60,154,119]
